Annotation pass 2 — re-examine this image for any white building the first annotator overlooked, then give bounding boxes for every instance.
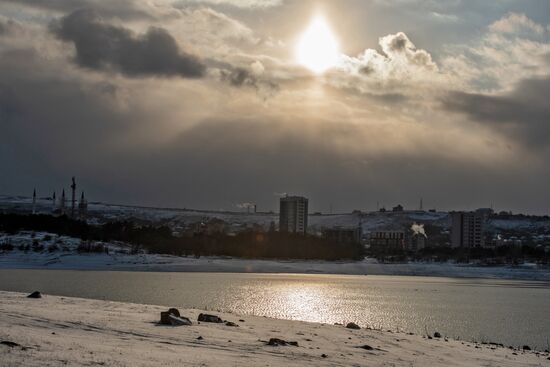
[450,210,488,248]
[279,196,308,235]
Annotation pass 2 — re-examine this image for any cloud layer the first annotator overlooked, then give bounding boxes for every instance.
[1,1,550,213]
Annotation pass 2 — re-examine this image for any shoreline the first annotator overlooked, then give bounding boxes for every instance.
[1,251,550,281]
[1,291,548,366]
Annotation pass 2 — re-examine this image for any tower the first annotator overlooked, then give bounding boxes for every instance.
[70,177,76,218]
[32,188,36,215]
[78,191,88,220]
[52,191,56,211]
[60,189,66,215]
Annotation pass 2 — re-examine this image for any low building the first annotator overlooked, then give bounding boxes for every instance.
[323,227,361,244]
[409,233,426,251]
[492,236,522,247]
[189,218,228,236]
[392,205,404,212]
[369,231,406,251]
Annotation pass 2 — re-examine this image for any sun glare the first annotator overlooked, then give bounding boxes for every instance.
[296,15,340,74]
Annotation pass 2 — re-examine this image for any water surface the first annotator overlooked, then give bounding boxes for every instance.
[0,269,548,349]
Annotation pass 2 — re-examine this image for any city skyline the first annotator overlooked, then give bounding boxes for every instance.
[1,1,550,214]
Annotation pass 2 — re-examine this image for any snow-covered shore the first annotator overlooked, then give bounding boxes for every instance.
[1,231,549,281]
[1,291,547,367]
[2,249,550,281]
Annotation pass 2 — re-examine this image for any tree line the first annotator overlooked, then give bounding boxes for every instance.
[367,244,550,265]
[0,213,365,261]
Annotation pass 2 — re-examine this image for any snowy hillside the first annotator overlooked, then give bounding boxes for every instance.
[0,195,449,234]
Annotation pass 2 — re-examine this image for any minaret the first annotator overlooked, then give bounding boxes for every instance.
[60,189,66,215]
[52,191,56,212]
[78,191,88,220]
[32,189,36,215]
[70,177,76,218]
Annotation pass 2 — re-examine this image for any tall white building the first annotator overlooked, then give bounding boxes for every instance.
[279,196,308,235]
[451,210,489,248]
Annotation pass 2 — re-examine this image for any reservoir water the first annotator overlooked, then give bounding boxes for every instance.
[0,269,548,349]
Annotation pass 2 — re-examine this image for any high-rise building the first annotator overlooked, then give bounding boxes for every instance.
[450,210,487,248]
[279,196,308,234]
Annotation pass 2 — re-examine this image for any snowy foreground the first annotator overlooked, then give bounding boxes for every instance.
[1,291,548,367]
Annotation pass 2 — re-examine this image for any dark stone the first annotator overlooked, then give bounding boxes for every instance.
[523,345,531,351]
[225,321,239,327]
[267,338,298,347]
[1,341,20,348]
[358,345,374,351]
[168,308,180,318]
[27,291,42,299]
[169,314,192,326]
[239,319,245,322]
[434,332,441,338]
[345,322,360,330]
[321,354,328,358]
[160,308,183,325]
[198,313,223,323]
[197,336,203,340]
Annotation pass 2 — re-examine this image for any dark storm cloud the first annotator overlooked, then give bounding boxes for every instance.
[115,117,549,213]
[224,68,256,87]
[443,77,550,149]
[51,9,205,78]
[0,46,137,196]
[218,67,278,95]
[0,18,18,35]
[2,0,153,20]
[385,32,408,52]
[367,92,408,104]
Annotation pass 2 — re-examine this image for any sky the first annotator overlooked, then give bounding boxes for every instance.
[1,0,550,214]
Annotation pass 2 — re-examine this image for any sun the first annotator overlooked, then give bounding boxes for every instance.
[296,15,340,74]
